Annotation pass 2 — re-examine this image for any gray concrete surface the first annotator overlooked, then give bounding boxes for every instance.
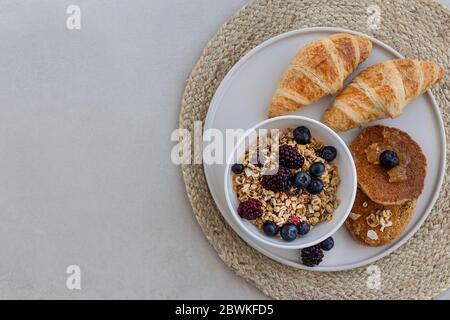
[0,0,448,299]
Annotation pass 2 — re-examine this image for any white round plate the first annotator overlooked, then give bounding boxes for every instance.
[203,27,446,271]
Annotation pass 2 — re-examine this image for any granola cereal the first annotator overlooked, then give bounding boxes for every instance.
[232,128,340,239]
[345,188,416,247]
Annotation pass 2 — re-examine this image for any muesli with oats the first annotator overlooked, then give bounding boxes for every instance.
[232,126,340,242]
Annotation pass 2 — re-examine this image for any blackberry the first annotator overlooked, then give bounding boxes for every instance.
[301,244,324,267]
[237,199,262,220]
[278,145,304,169]
[261,166,292,192]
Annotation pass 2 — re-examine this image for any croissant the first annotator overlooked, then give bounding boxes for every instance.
[268,33,373,118]
[322,59,444,131]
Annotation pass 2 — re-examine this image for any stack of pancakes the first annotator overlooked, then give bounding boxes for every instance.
[345,125,427,246]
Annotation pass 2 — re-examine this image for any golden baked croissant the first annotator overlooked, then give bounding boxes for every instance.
[268,33,373,118]
[322,59,444,131]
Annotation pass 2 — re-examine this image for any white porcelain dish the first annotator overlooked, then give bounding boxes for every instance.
[203,27,446,271]
[224,116,357,249]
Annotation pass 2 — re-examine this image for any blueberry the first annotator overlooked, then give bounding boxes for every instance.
[379,150,399,169]
[309,162,325,177]
[307,178,324,194]
[280,224,298,242]
[262,221,279,237]
[231,163,245,174]
[321,146,337,162]
[293,171,312,189]
[293,126,311,145]
[297,222,311,236]
[320,237,334,251]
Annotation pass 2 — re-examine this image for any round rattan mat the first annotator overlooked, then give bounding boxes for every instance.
[179,0,450,299]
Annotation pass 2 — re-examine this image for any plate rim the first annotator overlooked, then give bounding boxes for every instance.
[202,26,447,271]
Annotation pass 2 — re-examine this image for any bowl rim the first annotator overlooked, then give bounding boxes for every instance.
[223,115,357,249]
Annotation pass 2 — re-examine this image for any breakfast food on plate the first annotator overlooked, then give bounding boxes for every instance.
[345,189,416,246]
[232,126,340,243]
[350,125,426,205]
[345,125,426,247]
[300,236,334,267]
[268,33,373,118]
[322,59,444,131]
[301,244,324,267]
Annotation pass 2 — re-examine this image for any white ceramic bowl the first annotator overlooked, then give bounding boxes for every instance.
[224,115,357,249]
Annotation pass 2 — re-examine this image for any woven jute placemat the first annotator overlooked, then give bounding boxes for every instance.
[179,0,450,299]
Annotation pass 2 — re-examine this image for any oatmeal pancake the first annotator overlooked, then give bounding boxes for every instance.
[345,189,416,247]
[350,125,426,205]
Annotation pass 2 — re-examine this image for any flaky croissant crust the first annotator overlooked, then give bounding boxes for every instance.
[322,59,444,131]
[268,33,373,118]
